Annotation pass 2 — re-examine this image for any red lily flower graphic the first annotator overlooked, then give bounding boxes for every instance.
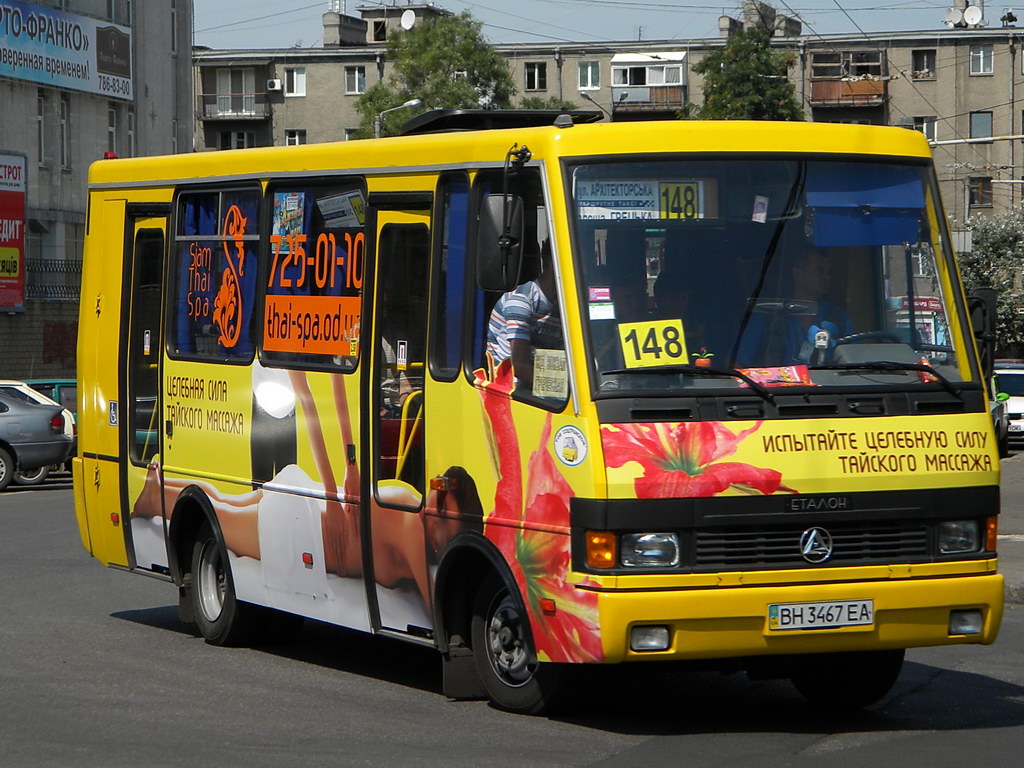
[475,361,603,663]
[602,421,794,498]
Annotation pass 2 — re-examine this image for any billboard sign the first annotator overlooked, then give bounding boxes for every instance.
[0,0,132,100]
[0,151,26,312]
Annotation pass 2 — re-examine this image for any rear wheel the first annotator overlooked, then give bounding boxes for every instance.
[471,573,563,714]
[790,649,905,709]
[13,464,50,486]
[0,448,13,491]
[190,520,259,646]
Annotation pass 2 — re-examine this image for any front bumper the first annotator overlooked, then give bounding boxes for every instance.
[590,569,1004,663]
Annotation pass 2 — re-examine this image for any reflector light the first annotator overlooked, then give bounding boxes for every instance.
[301,552,314,567]
[110,512,120,526]
[540,598,556,615]
[103,151,118,159]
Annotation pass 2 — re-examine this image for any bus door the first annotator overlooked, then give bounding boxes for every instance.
[120,209,170,575]
[364,195,433,637]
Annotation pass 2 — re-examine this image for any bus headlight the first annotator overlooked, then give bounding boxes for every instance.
[938,520,981,554]
[621,533,680,567]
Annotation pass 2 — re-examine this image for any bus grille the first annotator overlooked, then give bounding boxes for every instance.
[694,521,929,568]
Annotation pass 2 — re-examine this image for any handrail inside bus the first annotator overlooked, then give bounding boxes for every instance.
[395,389,423,480]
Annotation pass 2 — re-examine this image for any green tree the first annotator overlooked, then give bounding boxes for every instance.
[689,25,803,121]
[355,12,516,138]
[960,210,1024,354]
[518,95,579,111]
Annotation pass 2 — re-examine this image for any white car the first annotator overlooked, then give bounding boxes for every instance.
[995,366,1024,446]
[0,380,76,484]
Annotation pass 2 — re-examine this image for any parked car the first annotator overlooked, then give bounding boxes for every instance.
[24,378,77,417]
[995,364,1024,448]
[0,380,76,480]
[0,392,72,491]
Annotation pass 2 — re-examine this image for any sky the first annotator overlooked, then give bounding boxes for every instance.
[192,0,1013,50]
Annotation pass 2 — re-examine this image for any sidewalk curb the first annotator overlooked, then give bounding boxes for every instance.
[1008,584,1024,604]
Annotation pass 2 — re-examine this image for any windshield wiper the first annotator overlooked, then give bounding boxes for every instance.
[811,361,962,399]
[604,364,775,403]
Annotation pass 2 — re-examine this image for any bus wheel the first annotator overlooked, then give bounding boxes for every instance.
[190,521,257,646]
[14,465,50,486]
[471,573,562,714]
[0,448,12,491]
[790,649,905,709]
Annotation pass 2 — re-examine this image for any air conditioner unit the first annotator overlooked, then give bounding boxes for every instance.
[267,79,283,92]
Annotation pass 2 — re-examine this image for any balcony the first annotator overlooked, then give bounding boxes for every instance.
[197,92,272,121]
[809,79,886,107]
[610,85,686,113]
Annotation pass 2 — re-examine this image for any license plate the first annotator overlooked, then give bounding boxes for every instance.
[767,599,874,631]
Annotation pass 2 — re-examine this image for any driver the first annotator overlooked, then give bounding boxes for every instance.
[736,247,854,367]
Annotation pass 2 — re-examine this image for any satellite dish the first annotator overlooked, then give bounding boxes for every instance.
[400,9,416,30]
[964,5,983,25]
[945,6,964,25]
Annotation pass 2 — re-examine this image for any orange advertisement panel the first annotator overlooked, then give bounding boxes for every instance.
[263,294,361,356]
[0,152,26,312]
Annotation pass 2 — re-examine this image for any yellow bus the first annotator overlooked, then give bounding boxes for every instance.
[74,111,1004,714]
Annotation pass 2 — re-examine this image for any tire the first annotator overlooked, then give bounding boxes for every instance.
[790,649,905,709]
[0,447,13,491]
[13,464,50,486]
[190,520,259,646]
[471,572,563,715]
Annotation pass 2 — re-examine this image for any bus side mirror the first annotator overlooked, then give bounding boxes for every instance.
[476,194,524,292]
[968,287,997,379]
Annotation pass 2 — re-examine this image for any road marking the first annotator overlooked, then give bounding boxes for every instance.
[998,534,1024,542]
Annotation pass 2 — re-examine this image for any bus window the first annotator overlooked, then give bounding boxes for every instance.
[262,180,366,370]
[430,172,470,381]
[171,188,260,361]
[473,169,568,406]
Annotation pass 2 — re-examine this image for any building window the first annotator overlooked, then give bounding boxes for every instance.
[285,129,307,146]
[970,111,993,139]
[525,62,547,91]
[107,104,118,154]
[59,95,69,169]
[170,0,177,53]
[612,63,683,86]
[373,20,387,42]
[216,68,256,115]
[285,67,306,97]
[220,130,255,150]
[968,177,993,207]
[810,51,882,78]
[913,115,936,142]
[36,90,46,166]
[970,44,993,75]
[911,50,936,79]
[578,61,600,90]
[345,128,358,141]
[345,66,366,94]
[107,0,116,21]
[126,0,132,25]
[127,108,136,157]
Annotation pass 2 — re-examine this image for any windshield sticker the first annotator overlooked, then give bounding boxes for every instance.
[533,348,568,399]
[752,194,769,223]
[737,366,813,387]
[316,190,366,228]
[589,286,611,302]
[554,425,587,467]
[618,319,688,368]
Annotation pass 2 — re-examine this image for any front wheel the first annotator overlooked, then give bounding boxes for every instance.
[14,464,50,486]
[190,521,259,646]
[471,573,563,715]
[790,649,905,709]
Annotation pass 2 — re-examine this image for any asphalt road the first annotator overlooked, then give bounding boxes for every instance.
[1,475,1021,768]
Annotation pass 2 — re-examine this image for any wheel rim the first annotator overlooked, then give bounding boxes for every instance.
[16,467,46,482]
[484,589,536,687]
[196,538,226,622]
[0,455,9,484]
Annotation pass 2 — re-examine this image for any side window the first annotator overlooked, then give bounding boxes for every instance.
[430,172,470,381]
[171,188,260,361]
[473,168,568,406]
[262,180,366,370]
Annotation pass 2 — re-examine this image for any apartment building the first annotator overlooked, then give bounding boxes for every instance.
[0,0,192,377]
[193,2,1024,243]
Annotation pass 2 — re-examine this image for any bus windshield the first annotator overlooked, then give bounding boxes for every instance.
[568,157,972,395]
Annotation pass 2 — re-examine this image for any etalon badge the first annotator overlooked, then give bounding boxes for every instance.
[799,527,833,564]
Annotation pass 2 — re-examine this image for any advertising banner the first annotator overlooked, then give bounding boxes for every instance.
[0,151,26,312]
[0,0,132,101]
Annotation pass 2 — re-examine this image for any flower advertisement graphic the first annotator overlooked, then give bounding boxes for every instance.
[475,361,603,663]
[602,421,795,498]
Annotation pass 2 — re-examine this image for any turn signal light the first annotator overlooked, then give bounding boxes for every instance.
[586,530,617,569]
[986,516,998,552]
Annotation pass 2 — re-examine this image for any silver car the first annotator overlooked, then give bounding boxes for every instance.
[0,392,72,491]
